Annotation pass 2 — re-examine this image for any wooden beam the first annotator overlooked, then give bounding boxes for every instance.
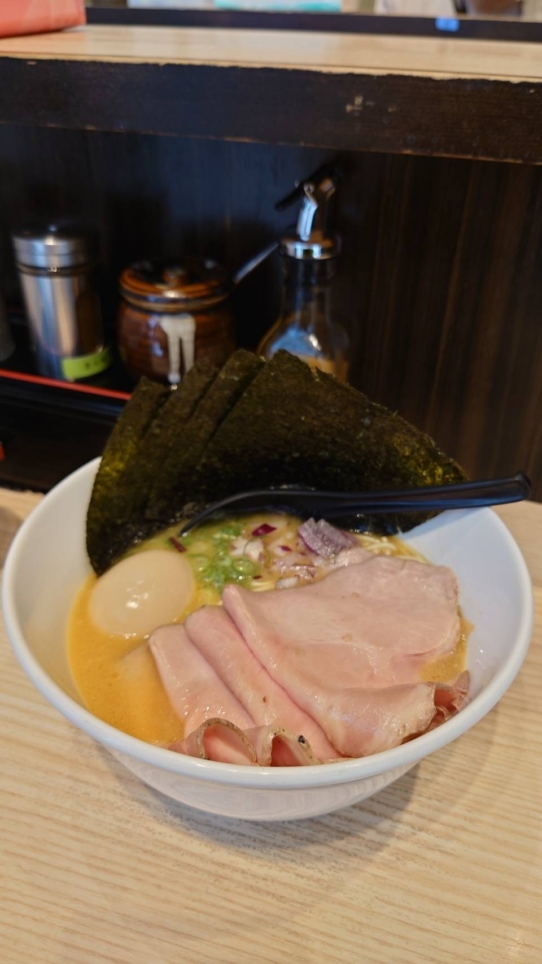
[0,26,541,161]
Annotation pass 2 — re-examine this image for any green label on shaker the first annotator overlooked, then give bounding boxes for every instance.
[61,346,113,382]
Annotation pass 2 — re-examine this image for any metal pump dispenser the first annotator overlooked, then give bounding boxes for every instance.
[276,164,341,262]
[258,165,349,381]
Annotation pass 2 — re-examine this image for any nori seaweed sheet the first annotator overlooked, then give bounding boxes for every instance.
[86,377,168,574]
[87,349,467,573]
[87,360,218,574]
[195,350,466,533]
[145,350,263,524]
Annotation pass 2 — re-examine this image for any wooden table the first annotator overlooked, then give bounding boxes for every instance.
[1,488,541,964]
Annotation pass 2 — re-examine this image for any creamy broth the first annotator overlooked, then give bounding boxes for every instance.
[68,513,466,745]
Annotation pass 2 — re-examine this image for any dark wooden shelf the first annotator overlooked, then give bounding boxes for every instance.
[0,25,541,162]
[0,373,125,491]
[0,317,129,490]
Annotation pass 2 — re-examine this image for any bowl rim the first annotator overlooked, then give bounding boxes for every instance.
[2,457,534,790]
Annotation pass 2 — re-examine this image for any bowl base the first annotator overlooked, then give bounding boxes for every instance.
[111,748,415,820]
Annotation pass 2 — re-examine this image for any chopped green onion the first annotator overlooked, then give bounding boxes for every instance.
[215,551,234,569]
[202,566,227,589]
[211,522,243,544]
[219,522,243,537]
[232,558,259,576]
[188,554,211,574]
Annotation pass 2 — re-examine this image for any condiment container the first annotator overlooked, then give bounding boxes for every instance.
[117,258,236,384]
[258,166,349,382]
[260,255,349,382]
[12,224,111,382]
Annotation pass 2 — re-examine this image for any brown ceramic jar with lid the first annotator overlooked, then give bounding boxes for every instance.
[117,258,236,384]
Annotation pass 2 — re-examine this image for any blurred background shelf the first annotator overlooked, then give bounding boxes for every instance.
[0,374,126,492]
[0,24,541,496]
[0,314,128,491]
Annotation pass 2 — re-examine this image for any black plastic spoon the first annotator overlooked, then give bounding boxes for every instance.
[179,471,531,535]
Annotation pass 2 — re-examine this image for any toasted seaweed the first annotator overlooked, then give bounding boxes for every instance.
[86,378,168,574]
[145,350,264,524]
[87,350,467,574]
[115,359,217,527]
[87,360,219,574]
[195,350,466,533]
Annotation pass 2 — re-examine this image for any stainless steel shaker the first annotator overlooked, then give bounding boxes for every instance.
[12,224,111,381]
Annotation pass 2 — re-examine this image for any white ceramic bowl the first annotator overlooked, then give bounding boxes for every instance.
[2,458,534,821]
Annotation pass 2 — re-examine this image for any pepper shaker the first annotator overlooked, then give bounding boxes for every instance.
[12,224,111,381]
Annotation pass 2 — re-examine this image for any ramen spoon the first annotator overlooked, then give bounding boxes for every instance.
[179,471,531,535]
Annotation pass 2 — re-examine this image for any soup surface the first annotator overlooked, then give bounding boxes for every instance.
[68,513,467,745]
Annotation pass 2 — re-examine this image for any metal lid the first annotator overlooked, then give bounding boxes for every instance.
[119,258,231,311]
[280,234,340,261]
[12,224,94,269]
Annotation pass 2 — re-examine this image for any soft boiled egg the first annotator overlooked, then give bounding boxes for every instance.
[89,549,194,637]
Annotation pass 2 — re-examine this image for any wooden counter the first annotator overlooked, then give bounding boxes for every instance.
[1,487,541,963]
[0,23,540,78]
[0,25,541,161]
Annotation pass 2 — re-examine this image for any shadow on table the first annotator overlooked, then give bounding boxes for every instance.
[0,507,22,567]
[98,697,497,860]
[98,740,419,858]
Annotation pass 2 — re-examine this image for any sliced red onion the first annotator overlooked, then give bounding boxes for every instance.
[169,536,186,553]
[252,523,277,537]
[279,545,292,552]
[298,518,357,558]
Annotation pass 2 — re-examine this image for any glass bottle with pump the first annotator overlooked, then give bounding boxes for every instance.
[258,167,349,381]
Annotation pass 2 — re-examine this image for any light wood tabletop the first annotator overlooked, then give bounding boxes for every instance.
[1,487,541,964]
[0,24,541,82]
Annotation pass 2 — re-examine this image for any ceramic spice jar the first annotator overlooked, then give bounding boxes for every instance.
[117,258,236,385]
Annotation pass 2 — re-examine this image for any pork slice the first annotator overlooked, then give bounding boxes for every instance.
[223,557,461,757]
[185,606,338,761]
[323,683,437,757]
[429,670,471,730]
[149,623,253,734]
[245,726,321,766]
[224,556,460,691]
[171,718,257,765]
[170,720,321,766]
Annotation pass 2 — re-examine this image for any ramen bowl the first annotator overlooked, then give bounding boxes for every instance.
[2,459,533,821]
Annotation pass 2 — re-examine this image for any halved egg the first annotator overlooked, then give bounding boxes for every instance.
[89,549,194,637]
